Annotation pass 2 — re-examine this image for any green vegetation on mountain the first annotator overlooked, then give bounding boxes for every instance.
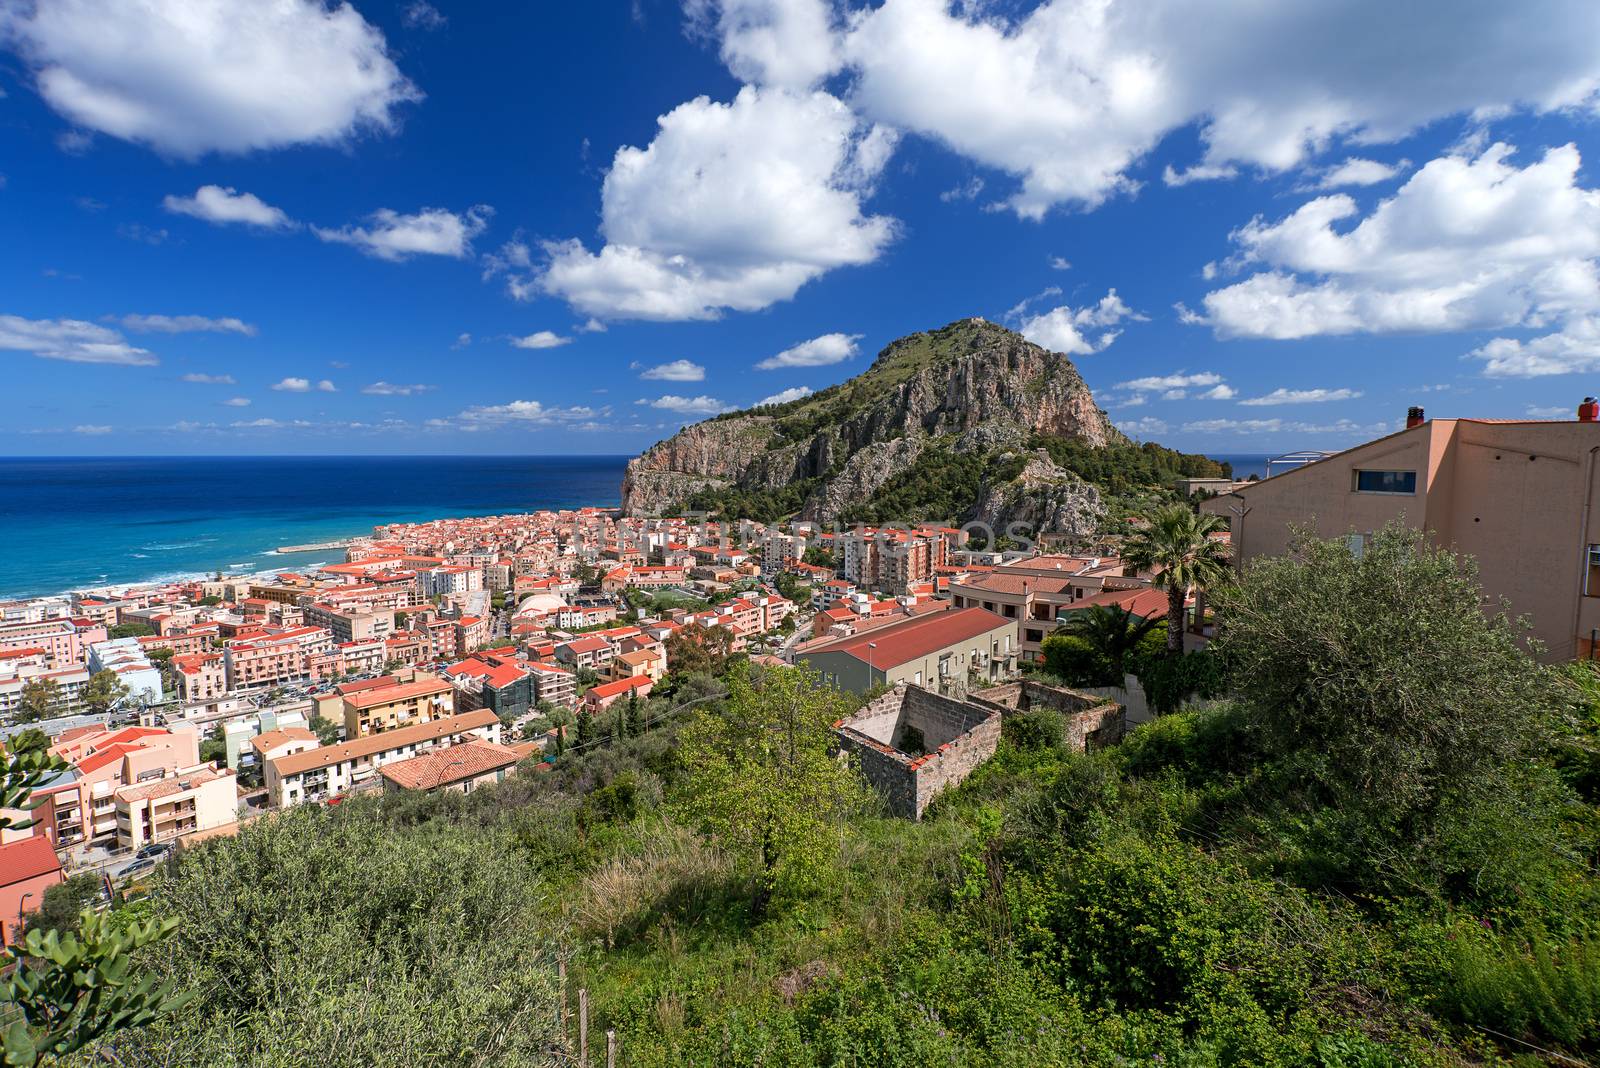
[837,443,1028,526]
[32,523,1600,1066]
[682,475,825,524]
[677,434,1231,528]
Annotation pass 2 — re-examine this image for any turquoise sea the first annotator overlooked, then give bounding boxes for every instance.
[0,455,630,598]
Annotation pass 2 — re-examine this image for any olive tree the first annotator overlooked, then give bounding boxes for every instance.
[1213,522,1562,894]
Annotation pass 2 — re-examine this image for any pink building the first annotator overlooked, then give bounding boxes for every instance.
[0,836,63,945]
[50,725,201,847]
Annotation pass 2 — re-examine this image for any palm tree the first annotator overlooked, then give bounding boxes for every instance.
[1123,505,1231,654]
[1058,604,1163,683]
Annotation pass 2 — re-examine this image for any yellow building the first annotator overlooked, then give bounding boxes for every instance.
[342,674,455,737]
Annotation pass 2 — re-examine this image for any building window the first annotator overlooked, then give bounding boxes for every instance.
[1353,470,1417,494]
[1587,545,1600,597]
[1025,628,1043,644]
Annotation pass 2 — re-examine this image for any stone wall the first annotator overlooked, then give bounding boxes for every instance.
[833,683,1001,820]
[970,678,1125,751]
[912,709,1001,816]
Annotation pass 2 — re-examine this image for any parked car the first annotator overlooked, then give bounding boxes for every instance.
[118,857,159,879]
[134,842,172,861]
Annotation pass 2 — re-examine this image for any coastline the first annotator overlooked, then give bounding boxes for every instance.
[0,454,633,602]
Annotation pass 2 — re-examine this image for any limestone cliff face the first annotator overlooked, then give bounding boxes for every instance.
[971,451,1104,539]
[621,317,1121,524]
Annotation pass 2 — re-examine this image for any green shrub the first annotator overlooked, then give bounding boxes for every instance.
[1039,633,1112,687]
[1133,647,1228,715]
[1436,922,1600,1049]
[1002,707,1064,752]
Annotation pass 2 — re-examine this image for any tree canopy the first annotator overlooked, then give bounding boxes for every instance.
[675,665,868,916]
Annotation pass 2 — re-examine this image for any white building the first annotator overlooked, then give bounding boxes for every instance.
[265,708,501,808]
[87,637,164,704]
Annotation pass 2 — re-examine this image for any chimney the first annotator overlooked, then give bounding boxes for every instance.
[1581,397,1599,423]
[1406,406,1425,429]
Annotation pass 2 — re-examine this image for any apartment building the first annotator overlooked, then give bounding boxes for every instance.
[584,674,652,712]
[341,675,454,737]
[0,617,105,668]
[249,726,319,767]
[87,637,164,703]
[223,626,334,689]
[443,656,533,724]
[265,708,501,807]
[113,764,236,850]
[378,739,521,795]
[950,556,1143,662]
[556,635,613,671]
[610,647,665,683]
[1202,406,1600,661]
[301,600,395,644]
[526,662,576,709]
[48,725,200,846]
[762,531,807,576]
[171,652,227,704]
[802,607,1017,694]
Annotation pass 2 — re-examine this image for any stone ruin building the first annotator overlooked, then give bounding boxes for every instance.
[832,678,1124,820]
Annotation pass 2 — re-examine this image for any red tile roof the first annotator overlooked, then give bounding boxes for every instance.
[0,835,61,886]
[342,676,452,709]
[803,606,1012,669]
[377,740,521,790]
[586,675,652,700]
[1065,587,1171,619]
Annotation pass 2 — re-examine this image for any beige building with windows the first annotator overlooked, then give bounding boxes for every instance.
[113,764,236,850]
[1202,408,1600,660]
[266,709,501,807]
[341,675,454,738]
[801,606,1016,694]
[950,555,1141,662]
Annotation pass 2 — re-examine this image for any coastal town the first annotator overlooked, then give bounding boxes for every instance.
[9,398,1600,942]
[0,502,1145,877]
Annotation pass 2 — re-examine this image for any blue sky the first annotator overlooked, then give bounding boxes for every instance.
[3,0,1600,457]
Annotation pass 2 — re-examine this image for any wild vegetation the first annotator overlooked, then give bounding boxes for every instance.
[14,523,1600,1065]
[680,436,1230,527]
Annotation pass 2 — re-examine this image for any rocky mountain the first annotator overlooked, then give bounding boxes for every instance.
[621,317,1128,531]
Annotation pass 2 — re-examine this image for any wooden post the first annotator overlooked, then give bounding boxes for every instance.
[558,960,568,1033]
[578,988,589,1066]
[606,1029,617,1068]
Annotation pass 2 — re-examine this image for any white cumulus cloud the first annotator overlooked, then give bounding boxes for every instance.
[755,332,862,369]
[639,394,732,415]
[119,314,257,336]
[1018,289,1143,355]
[1,0,419,157]
[639,359,706,382]
[1313,157,1408,188]
[510,330,570,350]
[755,386,813,406]
[835,0,1600,218]
[179,372,236,384]
[271,377,310,392]
[162,185,293,228]
[0,315,155,365]
[1238,387,1363,406]
[685,0,840,90]
[362,381,434,396]
[536,86,897,320]
[451,400,606,429]
[315,206,491,262]
[1195,144,1600,379]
